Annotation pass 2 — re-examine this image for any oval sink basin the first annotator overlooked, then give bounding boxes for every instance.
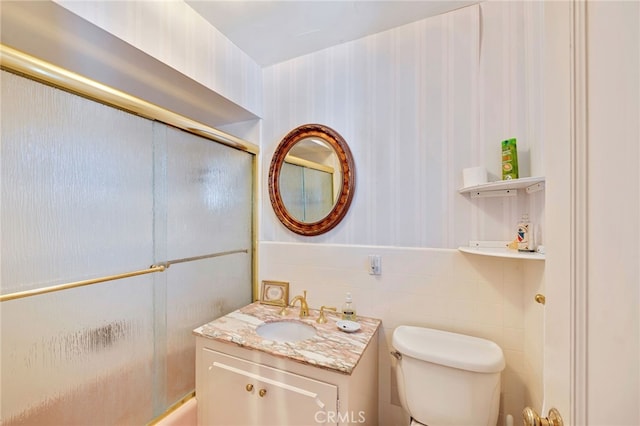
[256,320,317,343]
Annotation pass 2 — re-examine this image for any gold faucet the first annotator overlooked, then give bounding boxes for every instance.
[290,290,310,318]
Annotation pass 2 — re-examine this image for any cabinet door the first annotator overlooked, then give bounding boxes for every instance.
[199,349,338,426]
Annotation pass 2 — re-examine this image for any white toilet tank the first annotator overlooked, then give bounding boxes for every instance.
[392,326,505,426]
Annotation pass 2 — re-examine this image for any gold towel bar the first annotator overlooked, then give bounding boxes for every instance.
[0,248,249,303]
[0,265,166,303]
[162,249,249,267]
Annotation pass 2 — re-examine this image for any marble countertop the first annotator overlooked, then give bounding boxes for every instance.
[193,302,381,375]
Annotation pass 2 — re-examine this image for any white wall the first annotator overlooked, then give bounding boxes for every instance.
[260,2,546,423]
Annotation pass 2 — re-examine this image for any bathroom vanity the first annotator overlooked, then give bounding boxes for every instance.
[193,302,381,425]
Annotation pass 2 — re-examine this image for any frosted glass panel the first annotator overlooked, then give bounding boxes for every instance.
[303,168,333,222]
[280,163,333,222]
[1,70,156,424]
[165,254,252,403]
[1,71,154,294]
[0,275,155,425]
[280,163,305,219]
[163,126,253,404]
[1,68,254,424]
[165,127,253,259]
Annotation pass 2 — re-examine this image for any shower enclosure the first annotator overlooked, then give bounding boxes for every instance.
[0,50,256,424]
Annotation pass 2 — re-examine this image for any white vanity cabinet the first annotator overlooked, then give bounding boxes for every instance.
[195,333,378,426]
[199,349,337,425]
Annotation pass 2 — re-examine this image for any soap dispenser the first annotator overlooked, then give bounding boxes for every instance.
[341,292,356,321]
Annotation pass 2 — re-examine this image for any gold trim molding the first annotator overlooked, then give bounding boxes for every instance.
[0,44,259,155]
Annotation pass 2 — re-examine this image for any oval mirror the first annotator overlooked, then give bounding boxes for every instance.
[268,124,355,236]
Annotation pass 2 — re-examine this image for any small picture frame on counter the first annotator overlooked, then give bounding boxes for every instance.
[260,280,289,306]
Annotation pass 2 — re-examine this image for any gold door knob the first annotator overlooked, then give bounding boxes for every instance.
[245,384,253,392]
[523,407,563,426]
[259,388,267,397]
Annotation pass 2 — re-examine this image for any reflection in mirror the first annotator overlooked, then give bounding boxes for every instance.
[269,124,355,236]
[281,138,339,222]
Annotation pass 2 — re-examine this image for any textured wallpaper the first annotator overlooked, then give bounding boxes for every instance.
[262,3,545,249]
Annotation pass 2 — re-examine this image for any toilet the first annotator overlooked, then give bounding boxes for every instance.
[392,325,505,426]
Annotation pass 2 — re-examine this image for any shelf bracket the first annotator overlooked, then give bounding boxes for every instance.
[468,240,510,248]
[526,182,545,194]
[470,189,518,199]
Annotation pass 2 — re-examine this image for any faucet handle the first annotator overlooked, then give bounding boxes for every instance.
[317,306,337,324]
[274,300,288,316]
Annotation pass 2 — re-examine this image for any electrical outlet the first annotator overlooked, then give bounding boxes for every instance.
[369,255,381,275]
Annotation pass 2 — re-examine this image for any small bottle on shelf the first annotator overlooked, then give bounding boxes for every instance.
[341,292,356,321]
[517,214,535,252]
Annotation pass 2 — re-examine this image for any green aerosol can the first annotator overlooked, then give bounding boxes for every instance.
[501,138,519,180]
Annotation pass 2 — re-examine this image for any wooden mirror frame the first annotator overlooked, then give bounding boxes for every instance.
[268,124,356,236]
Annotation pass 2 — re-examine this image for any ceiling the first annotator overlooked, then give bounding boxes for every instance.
[185,1,477,67]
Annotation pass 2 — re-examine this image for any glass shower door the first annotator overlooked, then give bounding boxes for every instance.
[159,125,253,407]
[0,69,254,424]
[1,70,157,425]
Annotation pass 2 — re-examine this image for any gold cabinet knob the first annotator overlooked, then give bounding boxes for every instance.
[258,388,267,397]
[535,294,546,305]
[245,384,253,392]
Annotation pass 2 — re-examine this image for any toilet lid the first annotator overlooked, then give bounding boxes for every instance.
[393,325,505,373]
[410,418,427,426]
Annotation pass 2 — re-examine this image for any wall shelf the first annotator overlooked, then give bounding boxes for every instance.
[458,177,546,260]
[458,241,545,260]
[459,176,545,198]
